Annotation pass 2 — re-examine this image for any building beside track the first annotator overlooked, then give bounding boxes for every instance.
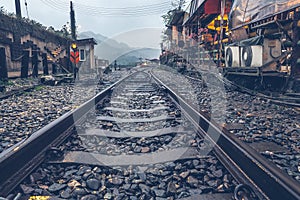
[0,11,100,79]
[76,38,97,73]
[161,0,300,91]
[0,11,72,79]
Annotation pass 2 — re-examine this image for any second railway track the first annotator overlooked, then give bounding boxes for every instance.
[0,69,299,199]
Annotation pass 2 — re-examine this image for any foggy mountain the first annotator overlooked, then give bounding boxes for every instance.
[79,31,160,65]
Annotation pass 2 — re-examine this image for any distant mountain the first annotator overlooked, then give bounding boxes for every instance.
[79,31,160,65]
[79,31,130,50]
[78,31,107,42]
[126,48,160,60]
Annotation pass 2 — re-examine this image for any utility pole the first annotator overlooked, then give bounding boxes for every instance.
[70,1,76,41]
[15,0,22,18]
[70,1,78,80]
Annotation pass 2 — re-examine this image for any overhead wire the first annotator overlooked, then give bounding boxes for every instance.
[79,1,171,11]
[45,0,171,11]
[43,0,171,15]
[40,0,172,17]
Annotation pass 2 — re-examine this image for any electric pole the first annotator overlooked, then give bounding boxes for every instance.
[70,1,76,41]
[15,0,22,18]
[70,1,78,80]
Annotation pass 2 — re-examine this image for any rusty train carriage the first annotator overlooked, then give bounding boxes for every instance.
[161,0,300,90]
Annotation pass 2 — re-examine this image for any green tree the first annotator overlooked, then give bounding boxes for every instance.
[172,0,186,10]
[161,0,186,42]
[161,0,186,25]
[60,23,71,38]
[47,26,55,33]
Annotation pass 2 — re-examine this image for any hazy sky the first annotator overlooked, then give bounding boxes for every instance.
[1,0,173,48]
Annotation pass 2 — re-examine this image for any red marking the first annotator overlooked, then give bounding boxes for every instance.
[205,0,221,14]
[70,50,80,64]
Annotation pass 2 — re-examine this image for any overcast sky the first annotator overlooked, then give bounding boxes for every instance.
[1,0,173,48]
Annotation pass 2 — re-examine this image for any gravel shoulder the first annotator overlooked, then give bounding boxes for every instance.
[0,70,130,153]
[152,66,300,182]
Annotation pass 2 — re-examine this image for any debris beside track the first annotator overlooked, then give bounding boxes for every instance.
[152,66,300,183]
[0,70,129,154]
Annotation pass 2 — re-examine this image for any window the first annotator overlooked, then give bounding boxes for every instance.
[79,49,85,61]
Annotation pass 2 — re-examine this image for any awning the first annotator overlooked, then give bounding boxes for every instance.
[183,0,223,26]
[229,0,300,29]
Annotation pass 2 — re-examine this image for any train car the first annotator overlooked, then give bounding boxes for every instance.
[223,0,300,91]
[162,0,300,91]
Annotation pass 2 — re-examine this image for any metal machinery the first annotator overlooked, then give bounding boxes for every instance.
[161,0,300,91]
[224,0,300,78]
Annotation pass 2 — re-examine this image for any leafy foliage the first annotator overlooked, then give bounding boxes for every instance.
[161,0,186,25]
[0,7,71,39]
[161,0,186,43]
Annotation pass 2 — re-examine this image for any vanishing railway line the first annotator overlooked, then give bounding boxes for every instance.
[0,69,299,199]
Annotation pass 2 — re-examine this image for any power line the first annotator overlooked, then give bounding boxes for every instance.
[46,0,171,11]
[43,0,171,15]
[40,0,172,17]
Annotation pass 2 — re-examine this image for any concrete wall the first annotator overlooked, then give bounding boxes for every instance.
[77,43,96,73]
[0,12,71,77]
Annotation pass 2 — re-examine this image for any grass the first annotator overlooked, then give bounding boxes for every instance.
[0,80,13,86]
[34,85,44,91]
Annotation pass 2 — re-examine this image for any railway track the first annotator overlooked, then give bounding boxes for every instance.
[186,70,300,108]
[214,76,300,108]
[153,66,300,183]
[0,85,38,100]
[0,70,299,199]
[0,71,129,154]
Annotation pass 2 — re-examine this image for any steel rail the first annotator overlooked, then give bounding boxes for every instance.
[186,74,300,107]
[0,85,37,100]
[0,73,134,196]
[151,71,300,200]
[1,69,299,199]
